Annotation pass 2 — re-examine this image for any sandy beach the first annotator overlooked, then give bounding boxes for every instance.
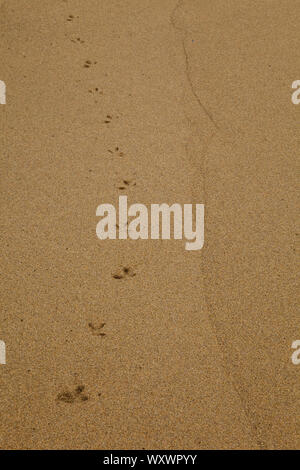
[0,0,299,449]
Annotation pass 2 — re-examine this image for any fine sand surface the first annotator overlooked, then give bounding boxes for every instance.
[0,0,299,449]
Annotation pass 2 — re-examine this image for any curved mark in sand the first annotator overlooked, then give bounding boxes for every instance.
[0,80,6,104]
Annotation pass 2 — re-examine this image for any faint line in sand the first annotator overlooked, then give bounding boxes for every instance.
[0,340,6,365]
[0,80,6,104]
[170,0,263,449]
[170,1,219,131]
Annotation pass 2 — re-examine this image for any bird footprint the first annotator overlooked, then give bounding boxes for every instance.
[56,385,89,404]
[88,322,106,337]
[71,37,85,44]
[84,60,97,68]
[112,266,136,280]
[104,114,113,124]
[108,147,124,157]
[118,179,136,190]
[67,15,79,22]
[89,87,103,95]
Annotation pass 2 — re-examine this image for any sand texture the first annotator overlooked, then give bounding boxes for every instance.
[0,0,299,449]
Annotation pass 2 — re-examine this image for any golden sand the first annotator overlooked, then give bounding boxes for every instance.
[0,0,299,449]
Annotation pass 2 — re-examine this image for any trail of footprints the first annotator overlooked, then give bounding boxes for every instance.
[57,14,138,404]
